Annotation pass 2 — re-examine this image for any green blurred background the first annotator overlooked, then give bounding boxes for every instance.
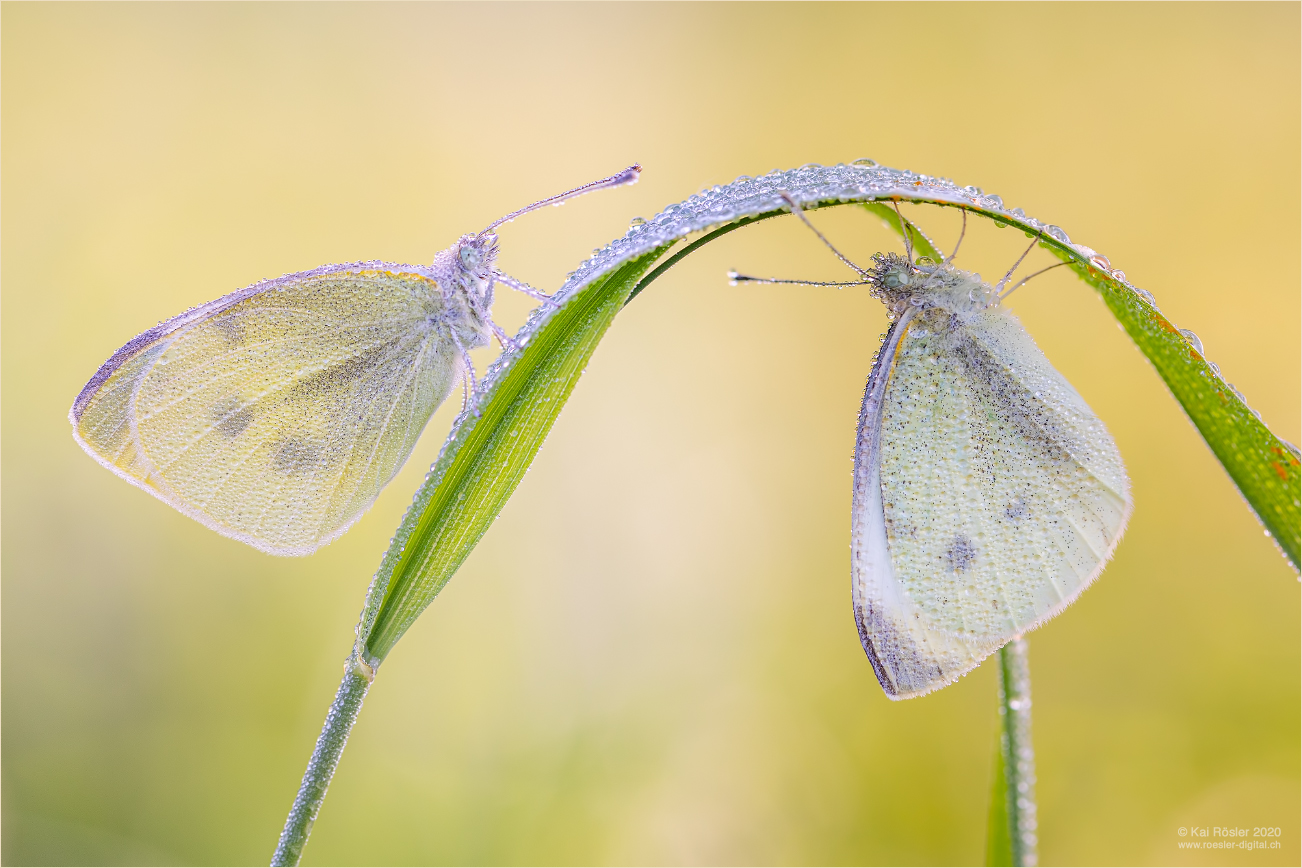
[3,3,1298,865]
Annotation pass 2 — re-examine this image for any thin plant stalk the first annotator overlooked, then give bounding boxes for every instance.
[271,656,374,867]
[988,638,1038,867]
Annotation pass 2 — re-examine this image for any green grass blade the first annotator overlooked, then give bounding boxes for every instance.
[358,160,1298,667]
[989,640,1037,866]
[985,726,1013,867]
[359,248,670,663]
[1037,241,1300,569]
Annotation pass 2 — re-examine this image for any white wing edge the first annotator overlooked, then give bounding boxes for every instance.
[850,305,918,699]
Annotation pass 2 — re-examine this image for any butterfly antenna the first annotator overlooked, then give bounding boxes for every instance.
[945,210,967,264]
[997,261,1070,304]
[778,192,872,279]
[994,231,1044,295]
[478,164,641,236]
[727,270,864,288]
[892,201,915,264]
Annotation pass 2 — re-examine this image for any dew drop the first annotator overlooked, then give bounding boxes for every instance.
[629,216,647,227]
[1178,328,1204,354]
[1111,269,1127,282]
[852,157,879,167]
[1089,254,1112,271]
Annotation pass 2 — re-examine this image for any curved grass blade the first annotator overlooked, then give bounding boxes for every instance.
[277,161,1297,862]
[355,159,1295,682]
[360,248,673,662]
[549,162,1298,571]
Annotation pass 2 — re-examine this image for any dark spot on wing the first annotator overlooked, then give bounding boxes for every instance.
[211,398,256,438]
[289,346,389,400]
[945,535,977,573]
[271,438,320,475]
[952,332,1078,464]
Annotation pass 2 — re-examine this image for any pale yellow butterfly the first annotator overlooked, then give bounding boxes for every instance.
[70,165,641,556]
[734,202,1131,698]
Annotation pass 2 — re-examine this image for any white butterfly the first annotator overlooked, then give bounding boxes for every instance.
[735,203,1131,698]
[70,166,640,556]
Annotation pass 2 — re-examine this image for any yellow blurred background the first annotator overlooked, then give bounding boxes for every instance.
[3,3,1298,865]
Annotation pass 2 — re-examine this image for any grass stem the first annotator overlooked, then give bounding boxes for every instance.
[990,638,1038,866]
[271,657,373,867]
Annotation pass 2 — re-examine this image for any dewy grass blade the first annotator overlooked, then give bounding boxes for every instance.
[1038,240,1301,569]
[992,640,1037,867]
[986,727,1014,867]
[362,248,672,663]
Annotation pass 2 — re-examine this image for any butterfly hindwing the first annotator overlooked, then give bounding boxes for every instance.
[73,267,462,555]
[854,304,1131,698]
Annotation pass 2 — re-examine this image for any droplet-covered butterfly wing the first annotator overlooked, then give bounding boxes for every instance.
[853,302,1131,698]
[71,264,464,556]
[71,165,642,556]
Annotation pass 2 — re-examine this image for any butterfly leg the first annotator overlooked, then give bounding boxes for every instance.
[891,201,915,264]
[995,260,1069,305]
[993,231,1045,299]
[945,210,967,264]
[493,271,560,308]
[778,192,874,279]
[446,326,480,417]
[488,319,521,352]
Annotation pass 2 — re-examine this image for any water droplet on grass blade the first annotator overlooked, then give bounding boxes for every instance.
[1178,328,1204,354]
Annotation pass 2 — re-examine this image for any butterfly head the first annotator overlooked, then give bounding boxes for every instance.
[867,252,922,310]
[449,232,500,309]
[868,252,993,314]
[457,233,499,280]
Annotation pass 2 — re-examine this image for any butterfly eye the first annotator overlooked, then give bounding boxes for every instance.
[883,269,911,290]
[459,246,481,269]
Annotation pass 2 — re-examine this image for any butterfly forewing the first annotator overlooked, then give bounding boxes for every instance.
[74,267,461,555]
[855,304,1130,698]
